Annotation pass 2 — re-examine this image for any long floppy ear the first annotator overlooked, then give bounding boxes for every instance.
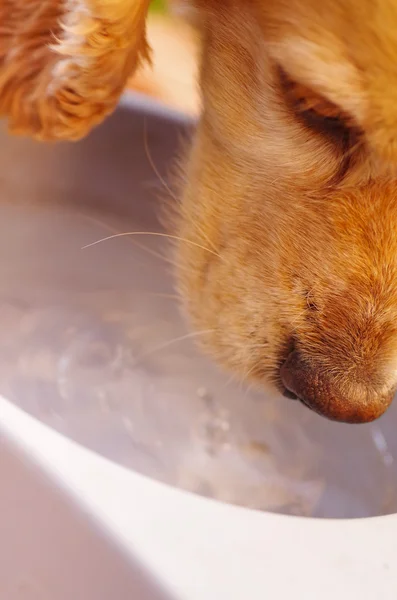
[0,0,151,141]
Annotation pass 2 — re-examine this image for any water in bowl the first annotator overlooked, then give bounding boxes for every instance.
[1,201,396,519]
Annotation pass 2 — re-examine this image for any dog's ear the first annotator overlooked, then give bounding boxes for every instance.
[0,0,151,141]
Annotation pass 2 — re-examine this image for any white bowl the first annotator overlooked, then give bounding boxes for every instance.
[1,93,397,599]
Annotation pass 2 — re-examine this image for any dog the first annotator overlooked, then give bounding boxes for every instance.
[1,0,397,424]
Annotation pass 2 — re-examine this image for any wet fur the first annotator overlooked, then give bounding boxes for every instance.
[2,0,397,421]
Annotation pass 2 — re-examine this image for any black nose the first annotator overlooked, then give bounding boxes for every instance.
[280,351,395,423]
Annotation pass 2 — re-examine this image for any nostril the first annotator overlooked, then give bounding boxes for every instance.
[280,351,308,404]
[280,351,395,424]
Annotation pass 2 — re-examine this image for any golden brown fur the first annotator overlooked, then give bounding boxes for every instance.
[2,0,397,422]
[0,0,150,139]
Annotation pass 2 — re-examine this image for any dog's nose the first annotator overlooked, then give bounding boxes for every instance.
[280,351,395,423]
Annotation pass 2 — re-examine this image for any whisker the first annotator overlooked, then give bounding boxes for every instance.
[243,380,255,401]
[64,211,184,301]
[229,363,254,396]
[82,231,222,258]
[189,221,221,256]
[123,236,175,266]
[220,371,239,392]
[143,118,225,260]
[143,117,178,201]
[152,293,179,300]
[233,361,259,401]
[135,328,215,362]
[289,309,308,335]
[76,210,181,267]
[79,130,223,264]
[243,362,259,383]
[127,291,180,301]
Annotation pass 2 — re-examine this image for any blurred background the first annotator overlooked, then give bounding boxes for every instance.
[127,1,200,116]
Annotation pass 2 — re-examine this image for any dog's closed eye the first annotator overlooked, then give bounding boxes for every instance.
[278,67,357,140]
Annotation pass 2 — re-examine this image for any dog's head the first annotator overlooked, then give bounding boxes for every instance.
[3,0,397,423]
[174,0,397,423]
